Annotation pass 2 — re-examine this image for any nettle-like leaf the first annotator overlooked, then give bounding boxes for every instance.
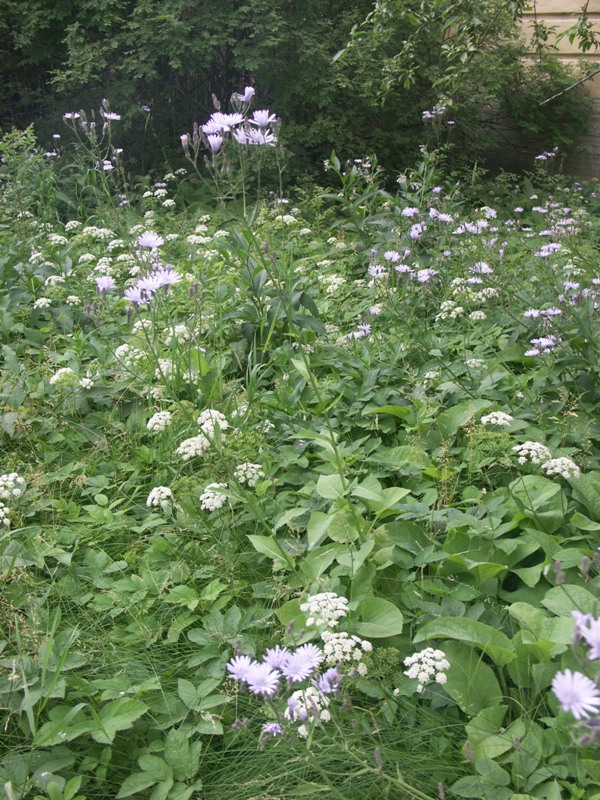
[90,698,148,744]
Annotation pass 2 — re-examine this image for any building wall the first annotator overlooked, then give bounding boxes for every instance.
[521,0,600,176]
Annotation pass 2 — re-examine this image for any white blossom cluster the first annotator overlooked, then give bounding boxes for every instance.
[49,367,78,387]
[47,233,68,246]
[233,463,264,487]
[199,483,228,511]
[403,647,450,693]
[300,592,349,629]
[197,409,229,438]
[465,358,485,369]
[147,411,173,433]
[541,457,580,479]
[175,434,210,461]
[0,473,25,501]
[81,226,115,240]
[469,310,487,320]
[78,377,94,390]
[66,295,80,306]
[34,298,52,309]
[44,275,65,287]
[0,502,10,526]
[321,631,372,676]
[284,687,331,738]
[512,441,552,465]
[435,300,464,321]
[480,411,514,427]
[114,343,145,367]
[155,359,173,381]
[146,486,174,510]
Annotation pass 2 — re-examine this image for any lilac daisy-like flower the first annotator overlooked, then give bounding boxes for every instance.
[124,285,148,306]
[137,232,164,250]
[231,86,255,104]
[313,667,344,695]
[207,134,223,154]
[552,669,600,719]
[263,645,291,670]
[261,722,283,738]
[245,662,281,696]
[250,109,278,128]
[281,644,324,683]
[227,654,257,682]
[154,268,182,290]
[96,275,116,292]
[576,616,600,660]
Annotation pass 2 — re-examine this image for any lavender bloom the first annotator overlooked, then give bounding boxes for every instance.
[124,285,148,306]
[409,222,427,240]
[250,109,278,128]
[227,654,257,682]
[416,268,438,283]
[181,134,191,156]
[261,722,283,738]
[245,128,277,146]
[207,134,223,154]
[246,662,281,696]
[100,111,121,121]
[313,667,344,695]
[263,645,291,670]
[552,669,600,719]
[231,86,255,104]
[368,264,387,279]
[402,207,420,218]
[281,644,324,683]
[137,232,165,250]
[534,243,562,258]
[95,276,116,292]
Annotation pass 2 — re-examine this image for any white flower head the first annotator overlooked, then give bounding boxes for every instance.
[300,592,349,628]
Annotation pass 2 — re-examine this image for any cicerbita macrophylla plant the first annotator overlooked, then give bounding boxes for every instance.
[180,86,281,212]
[225,592,373,742]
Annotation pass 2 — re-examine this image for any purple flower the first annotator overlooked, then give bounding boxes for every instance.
[95,276,116,292]
[409,222,427,240]
[137,232,164,250]
[246,662,281,696]
[368,264,387,279]
[101,111,121,121]
[574,614,600,659]
[263,645,291,670]
[261,722,283,738]
[313,667,343,695]
[250,109,278,128]
[534,243,562,258]
[281,644,324,683]
[231,86,255,104]
[227,654,256,682]
[124,285,148,306]
[154,268,182,290]
[402,207,420,218]
[207,134,223,154]
[552,669,600,719]
[416,268,438,283]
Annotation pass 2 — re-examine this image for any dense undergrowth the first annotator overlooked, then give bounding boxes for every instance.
[1,110,600,800]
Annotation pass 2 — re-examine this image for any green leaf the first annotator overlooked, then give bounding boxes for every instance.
[443,641,503,716]
[117,773,157,798]
[541,584,597,616]
[247,535,295,570]
[315,473,346,501]
[91,698,148,744]
[436,400,491,439]
[33,704,93,746]
[414,618,515,665]
[352,597,403,638]
[164,586,199,611]
[138,755,172,782]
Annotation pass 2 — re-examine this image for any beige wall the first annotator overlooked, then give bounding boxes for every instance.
[520,1,600,175]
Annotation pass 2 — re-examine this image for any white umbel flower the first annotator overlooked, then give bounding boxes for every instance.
[147,411,173,433]
[0,473,25,500]
[542,457,580,479]
[321,631,372,676]
[403,647,450,693]
[512,441,551,465]
[480,411,513,426]
[146,486,174,510]
[175,434,210,461]
[199,483,228,511]
[233,463,264,487]
[197,409,229,438]
[300,592,349,628]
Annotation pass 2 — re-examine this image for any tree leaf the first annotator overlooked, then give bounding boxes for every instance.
[352,597,403,638]
[414,618,515,665]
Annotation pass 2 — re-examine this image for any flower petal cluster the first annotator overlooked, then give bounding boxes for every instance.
[199,483,228,511]
[175,434,210,461]
[300,592,349,629]
[147,411,173,433]
[552,669,600,719]
[0,473,25,501]
[512,441,551,465]
[403,647,450,693]
[146,486,174,510]
[233,462,264,487]
[541,457,580,479]
[480,411,514,427]
[197,409,229,438]
[321,631,372,676]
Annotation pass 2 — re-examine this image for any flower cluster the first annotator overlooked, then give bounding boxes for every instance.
[147,411,173,433]
[403,648,450,693]
[146,486,174,510]
[0,502,11,526]
[300,592,349,629]
[512,441,552,465]
[175,434,210,461]
[197,409,229,438]
[321,631,372,676]
[233,462,264,487]
[480,411,514,427]
[0,473,25,501]
[199,483,228,511]
[541,457,580,479]
[49,367,78,388]
[552,669,600,720]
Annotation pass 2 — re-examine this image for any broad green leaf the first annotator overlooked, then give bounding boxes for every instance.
[414,618,515,665]
[138,755,172,782]
[315,473,346,501]
[33,704,92,746]
[443,641,503,716]
[247,535,295,570]
[541,584,597,616]
[352,597,403,638]
[91,698,148,744]
[436,399,491,439]
[164,586,199,611]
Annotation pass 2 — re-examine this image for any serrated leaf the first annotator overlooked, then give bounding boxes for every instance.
[117,772,157,798]
[91,698,148,744]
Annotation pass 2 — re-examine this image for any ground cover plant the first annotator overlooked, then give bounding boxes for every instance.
[2,90,600,800]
